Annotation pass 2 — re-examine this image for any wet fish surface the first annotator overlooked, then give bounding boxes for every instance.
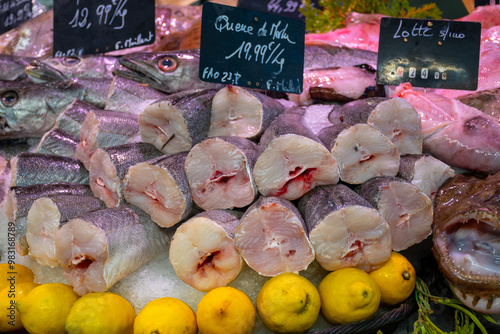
[34,128,79,157]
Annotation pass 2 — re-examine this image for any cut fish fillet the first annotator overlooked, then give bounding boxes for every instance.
[169,210,243,292]
[234,196,315,276]
[184,136,258,210]
[123,152,192,228]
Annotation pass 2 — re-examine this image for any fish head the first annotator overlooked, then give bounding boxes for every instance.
[114,50,204,94]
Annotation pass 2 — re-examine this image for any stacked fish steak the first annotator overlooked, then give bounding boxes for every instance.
[0,4,499,317]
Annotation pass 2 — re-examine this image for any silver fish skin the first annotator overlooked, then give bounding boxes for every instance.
[0,55,36,81]
[75,109,140,169]
[105,76,167,114]
[115,50,223,94]
[6,182,93,255]
[53,99,101,138]
[55,204,172,295]
[457,87,500,120]
[89,142,163,208]
[25,55,124,83]
[123,152,194,228]
[0,155,10,204]
[10,153,89,187]
[26,194,106,267]
[35,128,79,157]
[0,79,111,139]
[140,89,217,154]
[297,184,392,271]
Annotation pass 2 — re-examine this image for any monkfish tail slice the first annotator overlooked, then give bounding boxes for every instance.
[285,104,339,136]
[6,183,92,256]
[9,153,89,187]
[139,89,216,154]
[185,136,259,210]
[397,154,455,200]
[432,173,500,314]
[298,184,392,272]
[208,85,285,140]
[26,194,106,268]
[367,97,422,155]
[55,205,171,295]
[54,99,101,138]
[123,152,193,228]
[89,143,163,208]
[34,128,79,157]
[169,209,244,292]
[254,113,339,200]
[74,109,140,169]
[357,177,433,251]
[321,123,400,184]
[234,196,315,276]
[327,97,387,125]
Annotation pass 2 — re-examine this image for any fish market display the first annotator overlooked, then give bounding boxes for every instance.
[457,87,500,120]
[88,143,162,208]
[285,104,337,136]
[169,210,244,292]
[394,83,500,173]
[55,205,171,295]
[123,152,193,228]
[52,99,102,138]
[75,109,140,169]
[25,194,106,267]
[318,123,400,184]
[433,172,500,314]
[328,97,423,155]
[184,136,259,210]
[253,113,339,200]
[34,128,79,157]
[298,184,392,271]
[0,54,35,81]
[208,85,285,139]
[357,176,433,251]
[234,196,315,277]
[139,89,216,154]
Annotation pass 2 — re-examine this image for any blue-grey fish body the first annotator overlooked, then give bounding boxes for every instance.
[54,99,102,138]
[35,128,79,157]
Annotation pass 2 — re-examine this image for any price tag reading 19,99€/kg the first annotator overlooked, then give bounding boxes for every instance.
[53,0,155,57]
[199,3,305,94]
[376,18,481,90]
[0,0,32,34]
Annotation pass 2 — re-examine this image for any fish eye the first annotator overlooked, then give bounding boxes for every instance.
[157,56,177,72]
[1,91,18,107]
[62,57,81,66]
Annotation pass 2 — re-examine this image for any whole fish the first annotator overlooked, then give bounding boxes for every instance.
[457,87,500,120]
[169,209,244,292]
[394,83,500,173]
[0,55,36,81]
[55,205,172,295]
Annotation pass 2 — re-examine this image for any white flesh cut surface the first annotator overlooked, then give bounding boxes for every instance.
[234,202,315,276]
[378,181,433,251]
[25,197,61,267]
[411,155,455,199]
[309,205,392,272]
[367,97,423,155]
[185,139,256,210]
[123,163,186,228]
[253,134,339,200]
[139,103,191,154]
[89,149,120,208]
[332,124,400,184]
[169,217,243,292]
[208,86,263,138]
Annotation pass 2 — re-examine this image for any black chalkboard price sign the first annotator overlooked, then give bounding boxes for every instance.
[53,0,155,57]
[0,0,32,34]
[376,18,481,90]
[237,0,321,21]
[199,2,305,94]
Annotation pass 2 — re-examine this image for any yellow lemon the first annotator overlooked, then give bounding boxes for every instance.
[134,297,197,334]
[15,283,79,334]
[318,268,380,325]
[65,292,135,334]
[256,273,321,334]
[196,286,256,334]
[0,282,39,332]
[369,251,416,305]
[0,263,35,291]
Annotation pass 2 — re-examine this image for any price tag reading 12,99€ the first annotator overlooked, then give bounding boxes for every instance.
[199,2,305,94]
[376,18,481,90]
[53,0,155,57]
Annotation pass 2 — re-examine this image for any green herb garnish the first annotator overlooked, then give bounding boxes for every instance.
[300,0,442,33]
[413,277,498,334]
